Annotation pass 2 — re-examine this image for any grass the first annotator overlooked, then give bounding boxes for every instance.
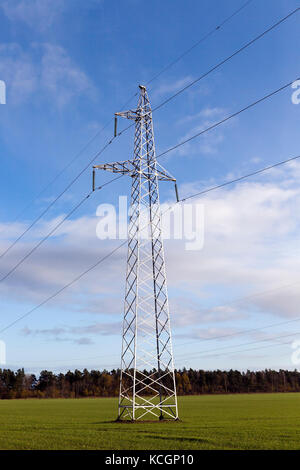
[0,393,300,449]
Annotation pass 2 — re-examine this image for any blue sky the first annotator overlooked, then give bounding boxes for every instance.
[0,0,300,374]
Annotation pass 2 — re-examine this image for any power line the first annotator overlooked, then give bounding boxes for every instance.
[156,78,299,160]
[1,7,296,260]
[94,3,289,153]
[0,240,127,334]
[2,92,139,231]
[1,72,293,281]
[181,338,294,362]
[12,329,298,369]
[1,149,299,334]
[2,4,299,371]
[5,73,295,279]
[146,0,254,87]
[0,130,128,261]
[4,125,111,230]
[0,175,123,284]
[118,9,299,137]
[175,330,300,361]
[1,1,255,242]
[181,153,300,201]
[110,4,295,138]
[5,0,255,231]
[214,338,292,359]
[9,276,300,367]
[152,7,300,113]
[174,282,300,350]
[6,71,297,280]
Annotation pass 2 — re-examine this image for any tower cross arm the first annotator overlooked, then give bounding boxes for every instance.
[115,110,137,120]
[93,160,134,175]
[94,160,176,182]
[155,163,176,182]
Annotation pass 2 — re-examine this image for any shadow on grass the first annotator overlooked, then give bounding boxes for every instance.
[140,435,210,444]
[92,422,210,444]
[93,419,182,425]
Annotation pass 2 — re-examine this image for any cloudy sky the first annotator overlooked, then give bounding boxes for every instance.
[0,0,300,374]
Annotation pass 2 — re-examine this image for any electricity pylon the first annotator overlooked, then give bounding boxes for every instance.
[93,85,178,421]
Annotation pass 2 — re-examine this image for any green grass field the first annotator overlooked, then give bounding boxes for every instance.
[0,393,300,450]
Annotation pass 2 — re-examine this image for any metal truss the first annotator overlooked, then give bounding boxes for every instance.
[94,85,178,421]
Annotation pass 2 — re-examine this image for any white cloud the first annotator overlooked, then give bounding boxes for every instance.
[170,296,245,328]
[2,161,300,341]
[1,0,65,32]
[153,76,194,99]
[40,43,93,107]
[173,107,228,157]
[250,156,262,164]
[176,107,226,126]
[21,320,122,344]
[0,43,94,106]
[0,44,37,104]
[176,327,241,342]
[163,170,300,326]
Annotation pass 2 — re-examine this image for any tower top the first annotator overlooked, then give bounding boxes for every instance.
[139,84,146,91]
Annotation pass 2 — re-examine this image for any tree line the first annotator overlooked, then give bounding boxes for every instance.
[0,368,299,399]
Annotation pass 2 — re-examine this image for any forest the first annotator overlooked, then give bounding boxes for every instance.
[0,368,300,399]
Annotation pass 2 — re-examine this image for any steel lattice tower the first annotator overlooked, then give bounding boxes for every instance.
[94,85,178,421]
